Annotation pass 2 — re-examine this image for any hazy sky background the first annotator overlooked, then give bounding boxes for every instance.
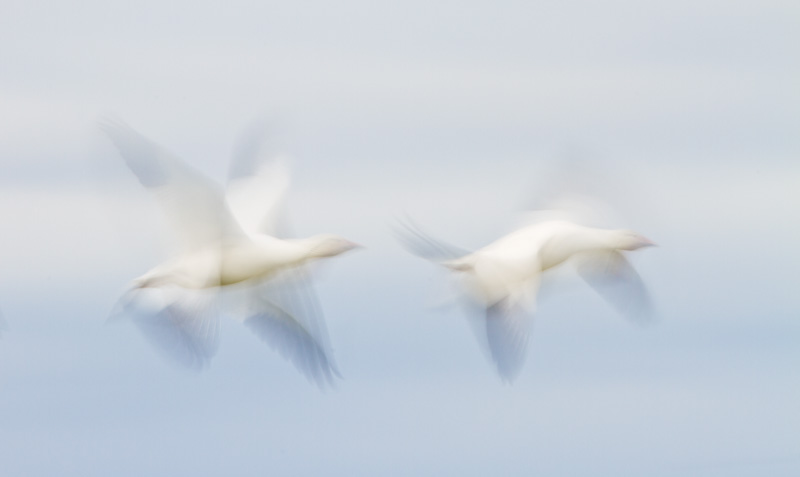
[0,1,798,475]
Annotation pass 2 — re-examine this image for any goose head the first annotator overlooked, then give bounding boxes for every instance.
[304,234,362,259]
[612,230,657,251]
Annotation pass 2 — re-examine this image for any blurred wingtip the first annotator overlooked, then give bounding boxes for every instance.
[497,371,520,385]
[311,366,343,392]
[229,115,291,181]
[484,301,531,384]
[243,306,342,391]
[623,302,659,328]
[97,114,131,138]
[106,288,139,325]
[392,216,470,263]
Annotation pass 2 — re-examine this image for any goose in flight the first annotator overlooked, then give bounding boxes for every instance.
[102,119,359,388]
[398,218,655,382]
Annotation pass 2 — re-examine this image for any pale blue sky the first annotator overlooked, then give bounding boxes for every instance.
[0,1,798,475]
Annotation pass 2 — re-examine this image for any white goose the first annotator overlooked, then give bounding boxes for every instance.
[398,218,655,382]
[103,119,359,388]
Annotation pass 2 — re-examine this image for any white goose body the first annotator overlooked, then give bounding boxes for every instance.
[103,119,357,387]
[134,235,346,289]
[399,218,655,382]
[445,220,651,307]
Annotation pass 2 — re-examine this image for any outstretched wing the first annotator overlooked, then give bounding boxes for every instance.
[460,273,538,383]
[101,119,246,252]
[241,267,341,389]
[226,120,291,238]
[523,146,626,228]
[112,287,220,370]
[576,250,654,323]
[484,300,533,383]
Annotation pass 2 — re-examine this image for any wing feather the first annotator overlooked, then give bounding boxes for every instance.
[576,250,654,323]
[101,119,246,252]
[242,268,341,389]
[226,121,291,237]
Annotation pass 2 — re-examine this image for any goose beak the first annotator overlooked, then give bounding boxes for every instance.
[345,241,364,251]
[640,237,657,247]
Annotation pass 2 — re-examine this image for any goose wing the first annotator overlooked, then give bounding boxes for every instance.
[241,267,341,389]
[483,299,534,383]
[394,219,471,263]
[226,120,291,238]
[576,250,654,323]
[101,119,246,252]
[112,287,220,370]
